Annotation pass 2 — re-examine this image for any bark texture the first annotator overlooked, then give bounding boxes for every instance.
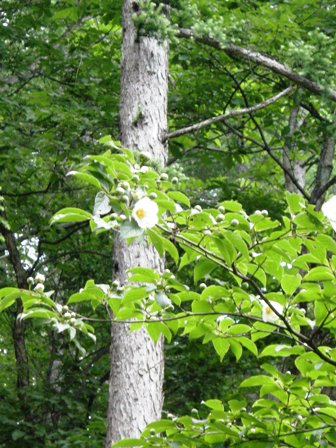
[105,1,168,446]
[283,106,307,194]
[310,130,335,210]
[0,224,29,391]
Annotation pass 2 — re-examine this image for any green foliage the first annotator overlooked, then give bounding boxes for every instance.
[3,144,336,446]
[2,0,336,446]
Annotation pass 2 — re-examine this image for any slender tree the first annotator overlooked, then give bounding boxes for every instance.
[105,1,168,445]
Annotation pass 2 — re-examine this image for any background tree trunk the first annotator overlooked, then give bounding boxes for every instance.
[283,106,306,194]
[105,0,168,446]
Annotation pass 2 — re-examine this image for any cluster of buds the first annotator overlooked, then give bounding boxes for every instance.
[27,273,46,293]
[55,304,78,325]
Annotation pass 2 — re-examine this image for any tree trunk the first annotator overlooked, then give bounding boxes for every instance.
[310,128,335,210]
[105,1,168,446]
[0,224,29,392]
[283,106,306,193]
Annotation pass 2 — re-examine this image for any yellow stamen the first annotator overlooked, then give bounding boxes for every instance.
[136,208,146,219]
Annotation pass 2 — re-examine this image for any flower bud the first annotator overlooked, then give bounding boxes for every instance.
[132,174,140,182]
[199,283,207,290]
[116,186,125,195]
[218,205,225,213]
[120,181,130,190]
[261,209,268,216]
[149,192,157,200]
[171,177,178,184]
[34,283,44,293]
[121,195,130,205]
[35,273,45,283]
[27,277,34,285]
[216,213,225,222]
[159,173,169,181]
[231,219,239,226]
[140,151,151,161]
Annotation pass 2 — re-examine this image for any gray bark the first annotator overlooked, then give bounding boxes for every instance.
[310,130,335,210]
[283,107,306,193]
[105,0,168,446]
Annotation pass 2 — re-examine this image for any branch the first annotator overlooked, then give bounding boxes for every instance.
[164,87,293,141]
[178,28,336,102]
[39,222,87,246]
[222,70,309,199]
[1,182,52,197]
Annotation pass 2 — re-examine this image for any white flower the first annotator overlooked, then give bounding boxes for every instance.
[262,301,283,323]
[34,283,45,293]
[132,197,158,229]
[322,195,336,231]
[35,273,45,283]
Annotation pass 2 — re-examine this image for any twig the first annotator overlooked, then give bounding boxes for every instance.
[163,87,293,141]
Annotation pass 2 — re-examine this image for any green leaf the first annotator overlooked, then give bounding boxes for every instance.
[0,288,21,312]
[281,274,301,296]
[168,190,190,207]
[93,191,112,215]
[128,267,160,283]
[120,220,144,239]
[194,258,217,283]
[212,338,230,361]
[240,375,276,388]
[227,324,251,335]
[50,208,92,225]
[304,266,334,282]
[260,344,305,358]
[122,286,148,304]
[68,171,101,189]
[286,192,305,214]
[161,235,179,265]
[220,200,242,212]
[239,337,258,356]
[203,399,224,411]
[21,308,58,320]
[229,339,242,361]
[113,439,144,447]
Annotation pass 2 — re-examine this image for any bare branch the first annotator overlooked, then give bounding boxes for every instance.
[1,182,52,197]
[220,69,310,199]
[178,28,336,102]
[164,87,293,141]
